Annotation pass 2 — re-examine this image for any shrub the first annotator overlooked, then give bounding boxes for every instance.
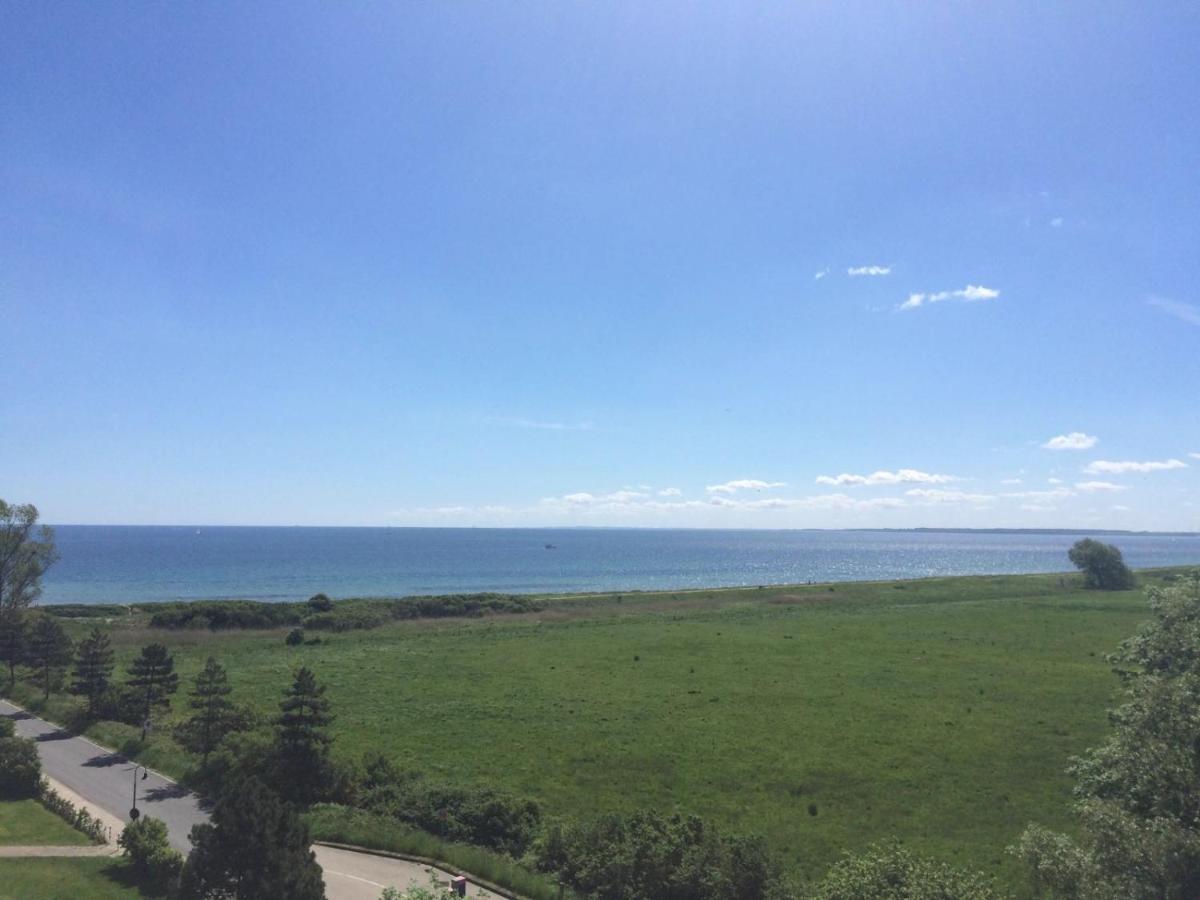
[0,736,41,798]
[1068,539,1136,590]
[39,781,111,843]
[0,717,13,738]
[119,816,183,891]
[810,841,1000,899]
[308,593,334,612]
[286,628,305,646]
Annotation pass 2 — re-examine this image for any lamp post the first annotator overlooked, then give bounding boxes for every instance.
[130,764,148,820]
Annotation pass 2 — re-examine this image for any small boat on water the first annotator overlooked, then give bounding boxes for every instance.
[544,543,557,550]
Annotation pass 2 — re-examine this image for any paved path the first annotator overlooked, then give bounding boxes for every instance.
[0,700,501,899]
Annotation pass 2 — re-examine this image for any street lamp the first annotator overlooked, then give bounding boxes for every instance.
[130,765,148,820]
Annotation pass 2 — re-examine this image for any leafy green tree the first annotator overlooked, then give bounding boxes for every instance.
[179,775,325,900]
[71,628,115,717]
[0,735,41,798]
[176,657,248,764]
[1014,572,1200,899]
[810,841,1000,899]
[0,609,27,693]
[0,500,58,613]
[1068,539,1135,590]
[26,616,72,700]
[274,666,334,805]
[126,643,179,741]
[119,816,183,892]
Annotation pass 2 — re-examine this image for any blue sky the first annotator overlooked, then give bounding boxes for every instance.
[3,2,1199,529]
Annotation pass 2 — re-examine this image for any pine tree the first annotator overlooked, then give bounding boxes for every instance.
[274,666,334,805]
[179,775,325,900]
[176,656,246,764]
[0,609,27,693]
[26,616,72,700]
[126,643,179,741]
[71,627,115,717]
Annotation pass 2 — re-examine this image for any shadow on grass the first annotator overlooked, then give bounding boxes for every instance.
[99,858,171,899]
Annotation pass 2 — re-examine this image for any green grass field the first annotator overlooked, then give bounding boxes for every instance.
[8,568,1187,887]
[0,800,91,847]
[0,859,144,899]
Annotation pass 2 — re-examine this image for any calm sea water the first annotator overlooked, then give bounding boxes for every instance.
[36,526,1200,605]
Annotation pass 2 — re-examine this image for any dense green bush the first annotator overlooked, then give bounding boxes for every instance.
[534,809,787,900]
[358,753,541,856]
[119,816,184,892]
[0,716,13,738]
[148,600,305,630]
[1068,539,1136,590]
[286,628,305,646]
[0,736,42,798]
[810,841,1000,899]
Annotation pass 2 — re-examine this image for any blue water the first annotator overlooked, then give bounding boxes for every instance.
[35,526,1200,605]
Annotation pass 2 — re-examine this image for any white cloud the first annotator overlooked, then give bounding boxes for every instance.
[490,416,595,431]
[1084,459,1188,475]
[814,268,829,280]
[1001,488,1075,501]
[899,284,1000,311]
[706,479,786,494]
[657,487,682,497]
[905,489,993,505]
[816,468,958,487]
[1075,481,1128,493]
[1111,505,1131,512]
[714,493,905,511]
[1048,477,1064,484]
[1147,296,1200,327]
[1050,217,1064,228]
[1190,452,1200,460]
[1042,432,1098,450]
[848,265,891,276]
[559,489,648,506]
[1000,478,1023,485]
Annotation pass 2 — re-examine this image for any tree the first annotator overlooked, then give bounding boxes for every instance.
[0,609,27,693]
[0,735,41,798]
[26,616,72,700]
[810,841,1000,900]
[1068,539,1135,590]
[119,816,183,893]
[179,775,325,900]
[1014,572,1200,898]
[274,666,334,805]
[71,628,115,717]
[126,644,179,741]
[0,500,58,614]
[176,657,247,765]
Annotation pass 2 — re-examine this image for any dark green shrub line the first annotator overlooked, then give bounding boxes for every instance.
[40,779,114,845]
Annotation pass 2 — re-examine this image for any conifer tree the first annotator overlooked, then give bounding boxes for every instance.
[71,627,115,717]
[0,609,27,693]
[126,643,179,741]
[274,666,334,805]
[176,656,246,764]
[180,775,325,900]
[26,616,72,700]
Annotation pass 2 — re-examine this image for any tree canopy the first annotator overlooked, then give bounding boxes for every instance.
[127,643,179,741]
[1068,539,1135,590]
[0,500,58,613]
[72,627,115,717]
[274,666,334,805]
[26,616,72,700]
[176,656,248,764]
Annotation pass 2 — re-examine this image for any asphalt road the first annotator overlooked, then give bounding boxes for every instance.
[0,700,498,898]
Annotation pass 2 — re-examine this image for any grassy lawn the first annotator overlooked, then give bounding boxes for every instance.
[9,568,1187,886]
[0,799,90,847]
[0,859,144,899]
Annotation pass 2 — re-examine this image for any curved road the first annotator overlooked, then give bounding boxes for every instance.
[0,700,497,898]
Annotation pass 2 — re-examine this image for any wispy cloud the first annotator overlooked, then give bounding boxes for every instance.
[489,416,595,431]
[1042,432,1098,450]
[1075,481,1128,493]
[905,488,993,505]
[1049,217,1064,228]
[815,468,958,487]
[814,268,829,280]
[899,284,1000,312]
[560,489,648,505]
[1000,478,1023,485]
[1147,296,1200,327]
[658,487,682,497]
[1001,488,1075,501]
[1191,453,1200,460]
[706,479,786,495]
[1084,459,1188,474]
[848,265,891,277]
[711,493,904,511]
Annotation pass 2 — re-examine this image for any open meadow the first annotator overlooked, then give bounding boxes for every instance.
[9,569,1185,887]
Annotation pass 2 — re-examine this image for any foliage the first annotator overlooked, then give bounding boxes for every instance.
[0,717,11,737]
[274,666,335,805]
[180,775,325,900]
[26,616,73,700]
[0,609,27,692]
[0,736,41,798]
[72,628,116,717]
[118,816,183,893]
[0,500,58,613]
[357,752,541,855]
[1013,573,1200,899]
[287,628,306,646]
[534,809,787,900]
[308,593,334,612]
[38,780,112,844]
[126,643,179,740]
[809,841,1002,899]
[175,656,249,765]
[1068,539,1135,591]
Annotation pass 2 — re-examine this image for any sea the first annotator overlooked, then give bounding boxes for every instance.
[36,526,1200,606]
